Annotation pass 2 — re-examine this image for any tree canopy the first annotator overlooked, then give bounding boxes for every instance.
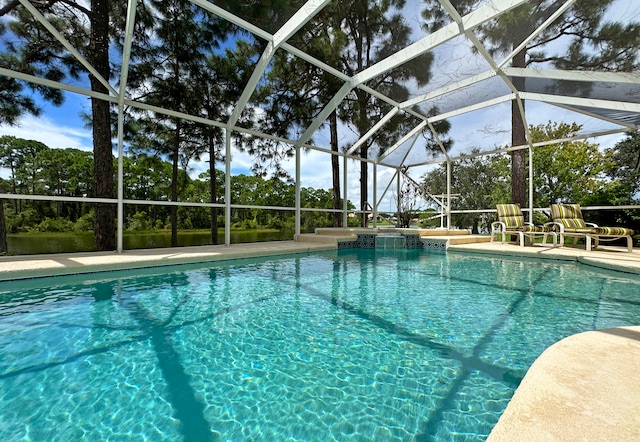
[421,124,640,232]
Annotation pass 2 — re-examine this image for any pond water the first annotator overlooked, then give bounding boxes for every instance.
[7,229,296,255]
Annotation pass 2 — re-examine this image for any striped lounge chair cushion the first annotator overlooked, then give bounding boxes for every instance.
[510,224,545,232]
[496,204,524,227]
[596,226,634,236]
[550,203,582,220]
[551,204,635,236]
[551,204,588,229]
[497,204,551,232]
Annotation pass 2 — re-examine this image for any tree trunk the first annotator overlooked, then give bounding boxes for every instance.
[90,0,115,251]
[209,135,218,244]
[511,48,527,207]
[330,110,341,227]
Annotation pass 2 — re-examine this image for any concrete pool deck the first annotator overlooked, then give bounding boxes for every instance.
[0,234,638,441]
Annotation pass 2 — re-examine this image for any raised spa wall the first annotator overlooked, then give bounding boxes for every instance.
[310,228,472,252]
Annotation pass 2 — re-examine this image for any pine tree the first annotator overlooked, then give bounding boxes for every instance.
[0,0,125,251]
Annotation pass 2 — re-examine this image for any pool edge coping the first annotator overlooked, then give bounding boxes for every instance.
[2,239,640,281]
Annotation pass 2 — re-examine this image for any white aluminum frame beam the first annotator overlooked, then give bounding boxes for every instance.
[297,82,353,145]
[427,94,515,123]
[115,0,139,252]
[520,92,640,115]
[18,0,117,97]
[551,103,638,130]
[190,0,272,41]
[227,0,331,127]
[351,0,529,86]
[378,122,428,163]
[346,108,399,156]
[505,67,640,85]
[402,70,497,109]
[497,0,577,70]
[376,168,400,213]
[0,68,116,103]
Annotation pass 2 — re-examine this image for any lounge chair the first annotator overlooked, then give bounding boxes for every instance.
[549,204,634,252]
[491,203,556,247]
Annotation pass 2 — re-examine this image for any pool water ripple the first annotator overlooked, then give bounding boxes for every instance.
[1,249,639,441]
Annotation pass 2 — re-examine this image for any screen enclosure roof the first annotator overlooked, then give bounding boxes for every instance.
[2,0,639,171]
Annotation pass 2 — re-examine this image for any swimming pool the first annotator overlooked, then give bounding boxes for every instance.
[1,248,639,441]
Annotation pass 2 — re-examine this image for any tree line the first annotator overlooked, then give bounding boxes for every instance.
[0,0,638,253]
[0,135,357,239]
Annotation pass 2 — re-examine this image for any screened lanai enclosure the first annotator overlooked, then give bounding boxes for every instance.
[0,0,639,252]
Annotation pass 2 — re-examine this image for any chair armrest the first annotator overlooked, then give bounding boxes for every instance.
[585,222,598,227]
[544,221,564,233]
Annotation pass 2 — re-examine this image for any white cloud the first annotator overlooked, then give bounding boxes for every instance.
[0,114,93,151]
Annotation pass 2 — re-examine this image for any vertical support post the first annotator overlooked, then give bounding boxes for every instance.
[115,0,138,253]
[528,145,534,222]
[225,128,231,246]
[295,145,301,235]
[372,163,377,228]
[343,155,348,228]
[446,159,452,230]
[116,124,124,253]
[396,171,401,227]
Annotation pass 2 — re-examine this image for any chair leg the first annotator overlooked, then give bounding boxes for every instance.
[585,235,592,251]
[627,235,633,253]
[542,232,556,246]
[490,225,499,242]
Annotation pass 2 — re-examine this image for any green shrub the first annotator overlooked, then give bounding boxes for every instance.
[128,211,152,231]
[5,207,40,233]
[266,217,284,229]
[232,219,258,229]
[34,217,74,232]
[73,211,94,232]
[179,216,193,230]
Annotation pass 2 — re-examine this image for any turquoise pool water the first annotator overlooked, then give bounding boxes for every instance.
[1,249,639,441]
